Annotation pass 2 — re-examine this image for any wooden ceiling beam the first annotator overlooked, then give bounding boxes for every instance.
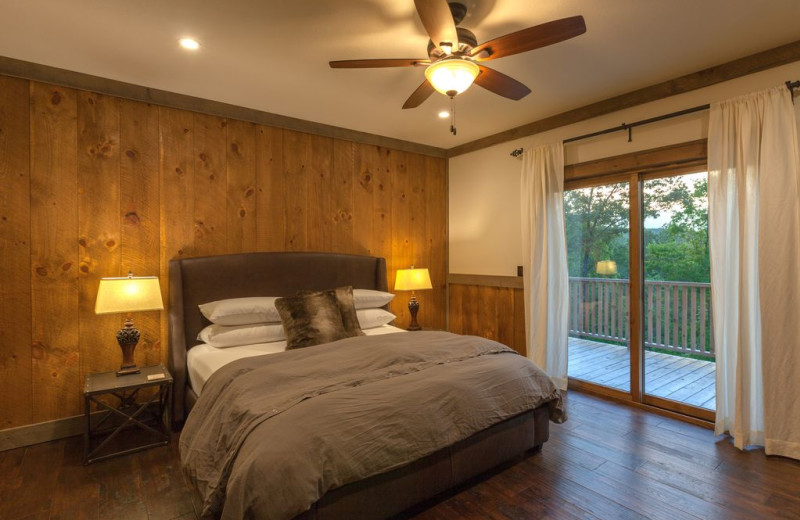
[446,39,800,158]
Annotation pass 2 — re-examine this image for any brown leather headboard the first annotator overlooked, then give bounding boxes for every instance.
[168,251,388,425]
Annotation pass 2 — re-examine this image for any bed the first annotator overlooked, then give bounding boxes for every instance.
[168,252,565,520]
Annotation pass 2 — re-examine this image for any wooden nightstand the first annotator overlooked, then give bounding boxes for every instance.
[83,364,173,465]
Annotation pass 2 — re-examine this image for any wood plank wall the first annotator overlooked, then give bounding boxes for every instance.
[0,75,447,430]
[448,283,526,357]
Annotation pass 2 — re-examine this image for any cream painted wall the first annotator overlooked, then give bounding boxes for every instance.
[449,61,800,276]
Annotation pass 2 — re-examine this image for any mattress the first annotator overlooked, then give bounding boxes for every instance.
[187,324,405,395]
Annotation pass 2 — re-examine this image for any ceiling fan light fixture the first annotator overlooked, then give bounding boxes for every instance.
[424,59,479,96]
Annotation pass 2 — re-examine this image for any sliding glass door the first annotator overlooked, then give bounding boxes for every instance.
[565,167,713,420]
[642,171,714,416]
[565,181,631,393]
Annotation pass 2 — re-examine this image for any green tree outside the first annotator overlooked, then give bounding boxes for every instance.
[564,173,709,283]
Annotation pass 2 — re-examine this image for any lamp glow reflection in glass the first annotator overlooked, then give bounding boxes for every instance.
[596,260,618,276]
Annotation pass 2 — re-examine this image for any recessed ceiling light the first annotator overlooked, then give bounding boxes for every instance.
[179,38,200,50]
[438,111,449,119]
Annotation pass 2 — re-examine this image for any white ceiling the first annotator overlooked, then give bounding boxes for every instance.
[2,0,800,149]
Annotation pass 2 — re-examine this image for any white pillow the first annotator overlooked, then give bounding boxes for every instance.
[352,289,394,310]
[197,323,285,348]
[199,297,280,326]
[357,308,396,329]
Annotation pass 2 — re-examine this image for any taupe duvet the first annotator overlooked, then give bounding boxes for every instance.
[180,331,565,520]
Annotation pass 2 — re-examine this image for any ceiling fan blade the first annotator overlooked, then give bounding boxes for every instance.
[475,65,531,100]
[329,59,430,68]
[414,0,459,52]
[471,16,586,61]
[402,80,435,109]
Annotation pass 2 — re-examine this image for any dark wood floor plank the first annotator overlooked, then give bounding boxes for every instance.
[168,514,198,520]
[13,513,50,520]
[594,459,740,519]
[635,459,781,518]
[93,453,150,520]
[531,455,693,520]
[0,449,27,519]
[0,441,64,519]
[139,443,196,519]
[715,458,800,500]
[49,436,100,520]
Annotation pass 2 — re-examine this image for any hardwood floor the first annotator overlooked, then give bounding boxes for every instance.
[1,391,798,519]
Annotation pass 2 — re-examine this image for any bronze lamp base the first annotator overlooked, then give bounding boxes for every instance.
[407,294,422,331]
[116,318,141,376]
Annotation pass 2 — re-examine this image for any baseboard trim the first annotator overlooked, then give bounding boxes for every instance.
[0,414,91,451]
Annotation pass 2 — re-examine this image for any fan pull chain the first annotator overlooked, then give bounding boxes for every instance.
[450,95,457,135]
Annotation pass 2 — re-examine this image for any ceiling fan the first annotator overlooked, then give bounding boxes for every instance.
[329,0,586,109]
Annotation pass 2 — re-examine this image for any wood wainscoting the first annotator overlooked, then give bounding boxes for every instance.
[448,274,526,356]
[0,74,447,432]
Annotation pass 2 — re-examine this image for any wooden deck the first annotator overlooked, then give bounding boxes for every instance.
[569,337,716,410]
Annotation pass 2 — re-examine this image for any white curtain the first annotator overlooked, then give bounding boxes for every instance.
[520,143,569,390]
[708,85,800,459]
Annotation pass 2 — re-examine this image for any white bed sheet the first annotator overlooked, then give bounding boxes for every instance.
[187,324,406,395]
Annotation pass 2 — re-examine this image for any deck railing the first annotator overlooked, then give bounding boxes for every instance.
[568,277,715,359]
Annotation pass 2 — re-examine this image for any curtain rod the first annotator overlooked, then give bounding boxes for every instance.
[510,79,800,158]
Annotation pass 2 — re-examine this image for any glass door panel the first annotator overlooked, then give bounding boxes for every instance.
[565,182,631,392]
[642,172,714,410]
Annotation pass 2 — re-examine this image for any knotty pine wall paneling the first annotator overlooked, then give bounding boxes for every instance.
[283,129,311,251]
[406,153,428,325]
[0,76,447,431]
[30,82,80,423]
[425,156,447,329]
[119,100,161,368]
[255,126,285,250]
[0,76,32,429]
[159,106,195,362]
[391,149,412,325]
[77,91,121,407]
[225,120,257,253]
[330,140,356,253]
[309,134,334,251]
[193,114,228,256]
[448,283,526,356]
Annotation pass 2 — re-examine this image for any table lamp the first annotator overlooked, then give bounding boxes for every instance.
[95,272,164,376]
[394,266,432,331]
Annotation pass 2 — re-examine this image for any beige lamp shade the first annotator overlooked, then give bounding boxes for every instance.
[95,274,164,315]
[394,268,433,291]
[596,260,618,276]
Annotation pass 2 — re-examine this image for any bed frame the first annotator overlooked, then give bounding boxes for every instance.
[168,251,549,519]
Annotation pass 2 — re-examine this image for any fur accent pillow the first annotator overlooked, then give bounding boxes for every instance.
[334,286,365,338]
[276,291,350,349]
